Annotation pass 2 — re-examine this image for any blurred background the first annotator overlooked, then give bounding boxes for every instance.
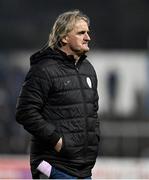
[0,0,149,178]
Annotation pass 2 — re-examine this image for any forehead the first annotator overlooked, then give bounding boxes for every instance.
[72,19,89,31]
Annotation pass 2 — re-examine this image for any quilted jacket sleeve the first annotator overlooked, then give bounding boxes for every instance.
[16,65,60,147]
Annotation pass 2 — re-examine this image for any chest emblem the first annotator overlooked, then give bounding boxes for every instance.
[64,80,71,86]
[86,77,92,88]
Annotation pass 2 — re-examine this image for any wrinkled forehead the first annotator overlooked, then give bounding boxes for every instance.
[67,17,89,32]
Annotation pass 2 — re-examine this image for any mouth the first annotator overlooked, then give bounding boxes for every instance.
[82,44,90,52]
[83,43,89,48]
[83,42,89,45]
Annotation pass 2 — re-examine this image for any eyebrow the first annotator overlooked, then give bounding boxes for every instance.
[77,30,90,34]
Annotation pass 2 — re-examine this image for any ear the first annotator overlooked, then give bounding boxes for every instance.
[61,36,69,44]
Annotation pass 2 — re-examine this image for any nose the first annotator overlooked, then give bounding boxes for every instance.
[85,33,91,41]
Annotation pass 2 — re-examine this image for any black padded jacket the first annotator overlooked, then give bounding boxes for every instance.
[16,47,100,178]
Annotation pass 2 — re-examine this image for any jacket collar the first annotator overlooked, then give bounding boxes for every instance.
[55,48,87,66]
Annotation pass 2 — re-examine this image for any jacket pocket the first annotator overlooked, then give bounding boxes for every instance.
[58,135,72,158]
[57,133,84,159]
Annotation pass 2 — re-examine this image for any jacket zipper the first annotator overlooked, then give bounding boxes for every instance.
[75,65,88,163]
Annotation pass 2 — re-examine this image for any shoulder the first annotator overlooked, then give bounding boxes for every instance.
[36,58,59,69]
[25,60,58,83]
[31,58,59,74]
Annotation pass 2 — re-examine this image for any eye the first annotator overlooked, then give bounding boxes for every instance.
[78,31,85,35]
[78,31,90,35]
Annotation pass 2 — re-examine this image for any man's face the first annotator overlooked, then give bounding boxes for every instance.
[63,19,91,56]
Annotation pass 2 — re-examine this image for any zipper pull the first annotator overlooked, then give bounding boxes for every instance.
[75,65,79,71]
[75,60,79,71]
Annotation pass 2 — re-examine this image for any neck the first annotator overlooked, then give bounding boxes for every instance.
[59,47,80,62]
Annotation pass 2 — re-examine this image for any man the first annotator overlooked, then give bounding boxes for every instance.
[16,9,100,179]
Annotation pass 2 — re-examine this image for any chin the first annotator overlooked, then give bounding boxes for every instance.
[75,47,89,56]
[83,48,90,53]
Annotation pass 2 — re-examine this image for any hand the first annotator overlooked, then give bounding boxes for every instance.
[54,137,63,152]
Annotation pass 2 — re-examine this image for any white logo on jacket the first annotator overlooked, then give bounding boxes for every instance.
[86,77,92,88]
